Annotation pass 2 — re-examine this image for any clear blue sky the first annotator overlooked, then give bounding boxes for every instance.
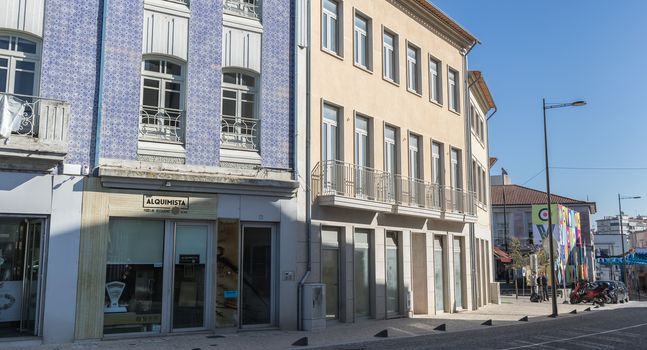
[430,0,647,223]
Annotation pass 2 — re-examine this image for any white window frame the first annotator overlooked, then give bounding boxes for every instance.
[353,12,370,70]
[429,56,441,104]
[408,133,421,180]
[432,141,443,185]
[406,44,420,94]
[140,57,186,144]
[450,148,462,190]
[0,33,41,97]
[382,29,398,83]
[322,0,340,55]
[355,114,369,167]
[448,68,459,112]
[322,103,340,163]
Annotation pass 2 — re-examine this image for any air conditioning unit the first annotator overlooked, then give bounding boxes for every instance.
[302,283,326,330]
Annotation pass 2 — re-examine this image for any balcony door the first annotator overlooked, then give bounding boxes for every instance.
[140,58,185,143]
[384,126,397,201]
[322,104,340,192]
[355,116,369,197]
[221,70,259,151]
[408,134,421,205]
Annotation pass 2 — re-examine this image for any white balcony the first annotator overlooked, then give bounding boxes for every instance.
[312,160,477,221]
[0,93,70,171]
[223,0,261,20]
[221,115,260,151]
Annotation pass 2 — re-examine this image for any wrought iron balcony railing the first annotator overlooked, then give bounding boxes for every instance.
[139,106,184,144]
[445,187,477,215]
[1,93,68,139]
[223,0,261,20]
[312,160,476,216]
[221,115,260,151]
[0,93,70,167]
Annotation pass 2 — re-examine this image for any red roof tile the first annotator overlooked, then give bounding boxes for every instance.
[491,184,594,209]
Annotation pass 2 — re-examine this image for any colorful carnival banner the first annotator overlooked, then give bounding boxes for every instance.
[532,204,582,284]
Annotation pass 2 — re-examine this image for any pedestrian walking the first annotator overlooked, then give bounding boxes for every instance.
[530,272,540,302]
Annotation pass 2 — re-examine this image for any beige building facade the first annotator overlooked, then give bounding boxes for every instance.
[297,0,498,326]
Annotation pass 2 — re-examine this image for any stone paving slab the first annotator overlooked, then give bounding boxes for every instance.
[5,297,645,350]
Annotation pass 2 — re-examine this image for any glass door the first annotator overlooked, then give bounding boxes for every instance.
[434,236,445,313]
[172,224,209,330]
[0,218,44,337]
[241,226,274,327]
[354,229,370,318]
[321,228,339,320]
[453,238,463,310]
[385,231,400,316]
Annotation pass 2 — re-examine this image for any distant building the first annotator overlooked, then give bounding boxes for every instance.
[490,174,597,281]
[595,215,647,280]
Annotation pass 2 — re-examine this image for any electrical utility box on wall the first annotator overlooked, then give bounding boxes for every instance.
[302,283,326,330]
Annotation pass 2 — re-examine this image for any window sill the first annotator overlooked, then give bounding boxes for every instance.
[321,47,344,61]
[449,108,461,116]
[407,88,422,97]
[353,63,373,75]
[220,147,262,165]
[430,99,443,108]
[382,76,400,87]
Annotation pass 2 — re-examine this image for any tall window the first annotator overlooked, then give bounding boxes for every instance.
[0,34,39,96]
[406,45,420,93]
[355,116,369,167]
[448,68,459,112]
[409,134,420,180]
[355,115,369,196]
[323,104,339,163]
[140,58,185,143]
[383,31,397,82]
[429,57,441,103]
[322,0,340,54]
[432,142,442,185]
[323,104,340,191]
[221,70,259,150]
[354,14,369,69]
[384,125,397,201]
[450,148,462,189]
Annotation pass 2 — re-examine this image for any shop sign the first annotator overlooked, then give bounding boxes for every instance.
[143,195,189,209]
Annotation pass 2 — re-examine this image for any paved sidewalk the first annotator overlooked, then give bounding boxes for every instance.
[7,297,645,350]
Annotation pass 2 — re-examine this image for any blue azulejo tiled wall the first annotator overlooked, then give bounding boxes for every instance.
[260,0,293,170]
[98,0,144,161]
[40,0,102,167]
[185,0,222,167]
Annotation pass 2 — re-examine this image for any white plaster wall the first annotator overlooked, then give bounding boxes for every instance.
[42,175,83,344]
[0,172,52,214]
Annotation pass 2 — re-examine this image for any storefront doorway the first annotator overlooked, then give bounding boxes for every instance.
[385,231,401,316]
[103,219,214,335]
[0,218,45,338]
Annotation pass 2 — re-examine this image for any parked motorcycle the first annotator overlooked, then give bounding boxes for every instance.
[570,281,609,306]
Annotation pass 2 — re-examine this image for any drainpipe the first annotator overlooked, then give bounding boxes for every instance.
[462,40,478,311]
[485,105,498,304]
[93,0,109,174]
[296,0,312,331]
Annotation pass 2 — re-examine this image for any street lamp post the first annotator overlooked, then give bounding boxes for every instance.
[618,194,641,285]
[543,98,586,317]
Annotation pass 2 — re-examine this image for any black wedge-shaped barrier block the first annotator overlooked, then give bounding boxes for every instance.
[481,319,493,326]
[519,316,529,322]
[585,307,591,311]
[374,329,389,338]
[434,324,447,331]
[570,309,577,314]
[292,337,309,346]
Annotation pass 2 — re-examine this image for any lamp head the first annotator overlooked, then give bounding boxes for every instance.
[571,101,587,107]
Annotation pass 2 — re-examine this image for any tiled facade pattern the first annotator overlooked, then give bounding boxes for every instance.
[36,0,294,169]
[40,0,101,166]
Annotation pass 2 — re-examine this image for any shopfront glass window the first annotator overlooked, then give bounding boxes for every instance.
[354,230,371,317]
[104,219,164,334]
